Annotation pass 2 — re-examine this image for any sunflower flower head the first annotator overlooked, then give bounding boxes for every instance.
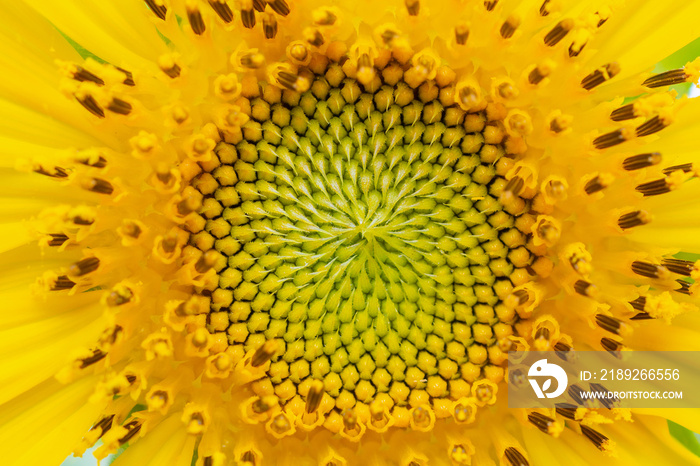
[4,0,700,465]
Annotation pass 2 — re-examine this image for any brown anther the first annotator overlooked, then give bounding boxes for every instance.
[528,64,551,85]
[500,15,520,39]
[160,60,181,79]
[636,115,670,137]
[593,128,632,150]
[268,0,290,16]
[161,232,179,253]
[629,296,647,312]
[263,13,278,39]
[568,384,585,405]
[554,402,578,420]
[663,162,694,175]
[251,340,278,367]
[623,152,661,171]
[512,288,530,305]
[187,6,206,35]
[241,0,256,28]
[34,166,68,178]
[574,280,597,297]
[618,210,651,229]
[252,396,277,414]
[635,178,672,196]
[544,19,573,46]
[528,412,557,435]
[503,176,525,198]
[631,261,669,279]
[458,86,479,107]
[676,279,692,295]
[241,451,258,465]
[176,194,202,215]
[378,25,400,46]
[194,249,218,274]
[312,7,337,25]
[596,10,610,27]
[174,301,190,317]
[150,390,168,405]
[145,0,167,20]
[643,69,689,88]
[99,325,123,348]
[590,383,617,409]
[581,425,612,452]
[84,177,114,195]
[539,0,550,16]
[544,179,567,201]
[156,165,175,186]
[76,94,105,118]
[276,70,306,92]
[79,349,107,368]
[75,155,107,168]
[595,314,626,335]
[208,0,234,23]
[584,175,612,194]
[305,380,324,414]
[358,53,372,70]
[455,23,470,45]
[484,0,498,11]
[534,326,550,342]
[546,115,568,133]
[568,41,587,58]
[72,67,105,86]
[630,311,652,320]
[503,447,529,466]
[90,415,115,436]
[71,214,94,226]
[239,52,265,69]
[497,81,517,100]
[553,341,572,360]
[76,152,107,168]
[662,258,695,276]
[116,67,135,86]
[405,0,419,16]
[118,420,142,445]
[304,28,325,47]
[610,103,638,121]
[68,257,100,277]
[46,233,69,247]
[106,286,133,307]
[581,62,620,90]
[252,0,266,12]
[601,337,625,351]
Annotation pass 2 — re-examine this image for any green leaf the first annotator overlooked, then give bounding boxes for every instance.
[55,30,106,64]
[668,420,700,458]
[655,36,700,96]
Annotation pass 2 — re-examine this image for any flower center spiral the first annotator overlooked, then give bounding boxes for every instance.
[191,51,538,437]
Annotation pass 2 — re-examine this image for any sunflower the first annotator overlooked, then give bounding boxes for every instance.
[3,0,700,465]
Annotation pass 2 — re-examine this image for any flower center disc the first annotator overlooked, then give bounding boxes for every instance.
[194,56,535,434]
